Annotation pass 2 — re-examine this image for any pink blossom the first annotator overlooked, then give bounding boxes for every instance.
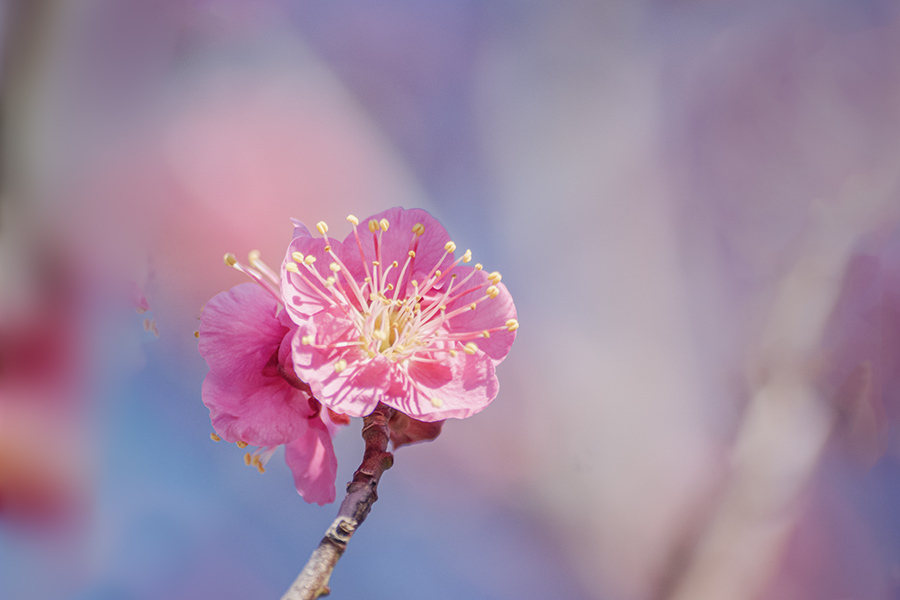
[198,270,341,505]
[281,207,518,422]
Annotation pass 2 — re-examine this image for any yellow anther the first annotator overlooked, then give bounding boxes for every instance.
[372,260,380,266]
[256,463,266,474]
[379,218,390,231]
[304,255,316,265]
[449,349,458,357]
[430,397,444,408]
[469,303,477,310]
[373,330,387,341]
[411,280,418,287]
[387,283,395,290]
[488,271,502,284]
[486,285,500,299]
[506,319,519,332]
[324,245,332,252]
[236,441,248,449]
[301,335,314,345]
[210,433,222,442]
[462,249,472,263]
[334,358,348,373]
[330,262,341,272]
[463,342,478,355]
[248,249,261,262]
[316,221,329,235]
[325,276,335,287]
[224,253,237,267]
[474,263,483,270]
[285,262,300,274]
[391,260,399,268]
[412,223,425,236]
[482,330,491,338]
[193,330,200,338]
[347,214,359,226]
[244,452,252,466]
[444,241,457,253]
[436,270,442,277]
[408,250,416,258]
[292,251,304,263]
[368,219,379,233]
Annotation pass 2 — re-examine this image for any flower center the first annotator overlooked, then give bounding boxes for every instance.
[291,216,519,374]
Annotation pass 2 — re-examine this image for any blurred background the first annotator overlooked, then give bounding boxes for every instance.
[2,1,900,599]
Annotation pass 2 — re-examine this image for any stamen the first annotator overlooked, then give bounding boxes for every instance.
[368,219,379,233]
[237,441,248,449]
[408,250,416,258]
[430,397,443,408]
[412,223,425,236]
[301,335,314,345]
[506,319,519,332]
[304,255,316,265]
[285,262,300,274]
[334,358,348,373]
[463,342,478,355]
[445,241,457,253]
[194,330,200,338]
[347,214,359,226]
[486,286,499,299]
[474,263,483,270]
[244,452,252,465]
[482,330,490,338]
[469,303,477,310]
[462,249,472,263]
[292,251,304,262]
[316,221,329,235]
[210,433,221,442]
[224,253,237,267]
[488,271,502,284]
[379,218,390,231]
[330,262,341,272]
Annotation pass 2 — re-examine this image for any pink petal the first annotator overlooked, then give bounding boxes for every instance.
[198,283,313,445]
[202,374,311,446]
[283,419,338,505]
[343,207,455,290]
[291,308,388,417]
[384,349,498,422]
[444,267,517,363]
[199,283,287,378]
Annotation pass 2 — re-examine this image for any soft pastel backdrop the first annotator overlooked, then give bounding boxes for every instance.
[1,2,900,600]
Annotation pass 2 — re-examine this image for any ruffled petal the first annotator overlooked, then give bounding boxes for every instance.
[443,267,517,363]
[198,283,288,378]
[291,307,388,417]
[283,419,338,505]
[383,349,498,421]
[343,207,456,291]
[198,283,314,445]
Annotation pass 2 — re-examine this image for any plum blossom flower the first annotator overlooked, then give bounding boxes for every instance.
[282,207,518,422]
[198,253,344,505]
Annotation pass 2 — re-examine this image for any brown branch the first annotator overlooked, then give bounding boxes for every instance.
[280,403,395,600]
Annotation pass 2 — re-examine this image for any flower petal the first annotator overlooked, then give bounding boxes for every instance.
[199,283,287,378]
[291,308,388,417]
[198,283,313,445]
[444,267,517,363]
[344,207,455,290]
[384,349,498,421]
[283,419,338,505]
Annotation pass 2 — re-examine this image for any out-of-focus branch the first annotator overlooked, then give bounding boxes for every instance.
[280,403,395,600]
[660,177,900,600]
